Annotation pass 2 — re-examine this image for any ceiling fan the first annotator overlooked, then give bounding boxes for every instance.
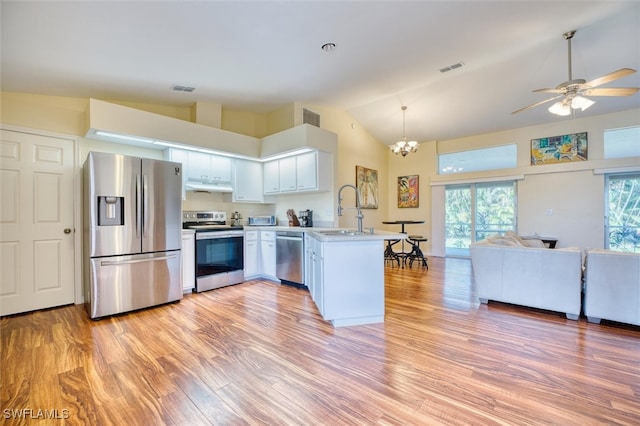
[512,30,639,116]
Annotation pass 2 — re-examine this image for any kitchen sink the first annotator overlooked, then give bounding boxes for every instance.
[316,229,364,236]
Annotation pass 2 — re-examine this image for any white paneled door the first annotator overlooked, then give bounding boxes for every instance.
[0,129,75,316]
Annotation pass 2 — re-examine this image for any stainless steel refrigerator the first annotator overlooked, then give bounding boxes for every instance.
[83,152,183,319]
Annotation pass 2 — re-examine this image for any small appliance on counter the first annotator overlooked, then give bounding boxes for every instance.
[247,215,277,226]
[299,210,313,227]
[230,211,242,227]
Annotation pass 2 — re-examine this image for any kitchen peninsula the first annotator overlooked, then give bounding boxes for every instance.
[247,227,407,327]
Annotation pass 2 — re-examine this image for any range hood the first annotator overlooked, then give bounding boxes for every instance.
[185,181,233,193]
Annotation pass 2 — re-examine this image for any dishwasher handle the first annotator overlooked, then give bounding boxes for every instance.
[276,231,303,239]
[276,235,302,241]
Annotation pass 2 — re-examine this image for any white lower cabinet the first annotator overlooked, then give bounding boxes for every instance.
[244,230,260,279]
[260,230,277,279]
[311,239,324,315]
[181,230,195,293]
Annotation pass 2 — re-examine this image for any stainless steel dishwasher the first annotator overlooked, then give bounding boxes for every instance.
[276,231,305,287]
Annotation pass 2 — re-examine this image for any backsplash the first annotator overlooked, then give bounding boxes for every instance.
[182,192,275,223]
[182,191,336,227]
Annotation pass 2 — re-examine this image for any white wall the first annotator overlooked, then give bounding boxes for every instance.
[518,170,605,249]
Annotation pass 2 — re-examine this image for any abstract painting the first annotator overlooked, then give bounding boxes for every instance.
[398,175,419,208]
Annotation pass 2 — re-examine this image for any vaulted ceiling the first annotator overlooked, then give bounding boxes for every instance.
[2,1,639,145]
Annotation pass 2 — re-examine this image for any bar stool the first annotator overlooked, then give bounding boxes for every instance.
[384,240,401,267]
[406,235,428,269]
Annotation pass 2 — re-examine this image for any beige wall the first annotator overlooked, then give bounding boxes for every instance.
[301,103,389,231]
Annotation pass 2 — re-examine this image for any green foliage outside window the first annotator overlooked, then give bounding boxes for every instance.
[608,175,640,253]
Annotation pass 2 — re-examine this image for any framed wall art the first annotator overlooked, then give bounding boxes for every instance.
[398,175,419,208]
[530,132,588,165]
[355,165,378,209]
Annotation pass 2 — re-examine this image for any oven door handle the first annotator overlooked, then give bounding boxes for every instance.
[196,232,244,240]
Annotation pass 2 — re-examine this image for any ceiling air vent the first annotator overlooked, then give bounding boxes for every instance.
[439,62,465,73]
[303,108,320,127]
[172,85,195,92]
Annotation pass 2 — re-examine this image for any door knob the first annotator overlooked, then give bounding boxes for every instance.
[64,228,72,234]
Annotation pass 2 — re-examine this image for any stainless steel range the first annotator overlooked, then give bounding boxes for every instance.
[183,211,244,292]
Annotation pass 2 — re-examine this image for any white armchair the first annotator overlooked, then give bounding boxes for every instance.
[583,249,640,326]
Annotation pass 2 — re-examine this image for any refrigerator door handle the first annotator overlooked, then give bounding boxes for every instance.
[143,174,149,237]
[136,174,142,238]
[100,253,178,266]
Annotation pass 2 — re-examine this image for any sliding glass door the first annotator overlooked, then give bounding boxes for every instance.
[445,181,516,256]
[606,173,640,253]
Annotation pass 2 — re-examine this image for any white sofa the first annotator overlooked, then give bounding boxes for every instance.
[470,236,583,320]
[583,249,640,326]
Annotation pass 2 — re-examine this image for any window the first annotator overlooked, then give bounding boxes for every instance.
[606,173,640,253]
[445,181,516,256]
[439,144,517,175]
[604,126,640,159]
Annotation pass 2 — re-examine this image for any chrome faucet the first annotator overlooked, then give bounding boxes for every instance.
[337,184,364,233]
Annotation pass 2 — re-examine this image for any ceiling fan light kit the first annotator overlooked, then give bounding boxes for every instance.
[512,29,639,116]
[548,95,595,116]
[390,106,419,157]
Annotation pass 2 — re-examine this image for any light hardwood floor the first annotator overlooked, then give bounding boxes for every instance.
[2,257,639,425]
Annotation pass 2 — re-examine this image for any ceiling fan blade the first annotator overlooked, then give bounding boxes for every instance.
[532,88,564,94]
[511,95,563,115]
[582,87,639,96]
[584,68,636,88]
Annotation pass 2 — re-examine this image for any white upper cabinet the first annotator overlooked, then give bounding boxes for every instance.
[186,151,231,183]
[210,155,232,183]
[233,159,264,203]
[263,161,280,194]
[163,148,188,199]
[263,150,331,195]
[186,151,209,181]
[296,151,318,191]
[278,156,297,192]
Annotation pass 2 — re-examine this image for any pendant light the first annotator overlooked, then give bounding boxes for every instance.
[389,106,418,156]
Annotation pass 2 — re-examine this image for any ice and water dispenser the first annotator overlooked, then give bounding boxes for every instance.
[97,196,124,226]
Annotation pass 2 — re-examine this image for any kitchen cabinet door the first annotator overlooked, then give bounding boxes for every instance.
[278,156,297,192]
[312,242,324,314]
[210,155,232,183]
[233,160,264,203]
[296,151,317,191]
[263,160,280,194]
[299,150,331,192]
[244,230,259,279]
[186,151,211,182]
[260,231,277,278]
[164,148,188,199]
[181,231,195,292]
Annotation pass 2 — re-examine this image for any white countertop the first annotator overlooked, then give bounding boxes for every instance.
[243,225,407,242]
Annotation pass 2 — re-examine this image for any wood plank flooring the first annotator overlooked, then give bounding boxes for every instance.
[2,257,639,425]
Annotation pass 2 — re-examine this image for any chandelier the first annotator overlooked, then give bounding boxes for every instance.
[389,106,418,156]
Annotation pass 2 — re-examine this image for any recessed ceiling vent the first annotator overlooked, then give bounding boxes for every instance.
[439,62,464,73]
[172,85,195,92]
[303,108,320,127]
